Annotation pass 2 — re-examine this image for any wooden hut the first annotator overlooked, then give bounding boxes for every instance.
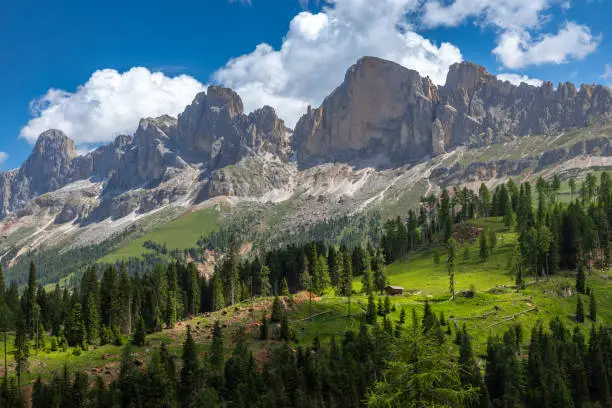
[384,285,404,296]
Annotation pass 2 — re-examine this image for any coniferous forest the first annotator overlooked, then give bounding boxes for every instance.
[0,172,611,407]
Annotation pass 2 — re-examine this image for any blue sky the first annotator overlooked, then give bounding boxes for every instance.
[0,0,610,170]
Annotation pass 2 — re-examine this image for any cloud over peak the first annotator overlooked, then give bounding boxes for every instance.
[20,67,205,145]
[214,0,462,127]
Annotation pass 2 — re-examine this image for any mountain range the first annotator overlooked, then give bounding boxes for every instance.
[1,56,610,275]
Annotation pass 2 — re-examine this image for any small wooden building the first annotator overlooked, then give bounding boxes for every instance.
[384,285,404,296]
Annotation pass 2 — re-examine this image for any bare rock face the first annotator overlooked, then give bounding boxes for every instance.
[176,86,291,168]
[22,129,77,194]
[293,57,612,167]
[293,57,439,165]
[439,63,612,147]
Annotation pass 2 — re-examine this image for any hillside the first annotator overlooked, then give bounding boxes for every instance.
[0,57,609,284]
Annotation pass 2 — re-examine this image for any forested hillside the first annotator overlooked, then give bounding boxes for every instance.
[0,171,611,407]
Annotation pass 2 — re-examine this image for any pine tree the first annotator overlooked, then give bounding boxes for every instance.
[361,250,373,295]
[373,249,388,294]
[180,325,199,404]
[366,294,377,324]
[576,296,585,323]
[132,317,146,347]
[187,263,200,316]
[399,307,406,325]
[280,277,290,297]
[260,311,268,340]
[26,262,37,337]
[13,312,29,385]
[448,238,457,300]
[67,302,86,348]
[384,296,391,315]
[210,320,224,372]
[377,297,384,317]
[85,293,100,346]
[589,290,597,322]
[489,230,497,253]
[211,270,225,312]
[479,232,489,262]
[271,296,282,323]
[259,264,272,297]
[279,312,290,341]
[118,265,132,334]
[576,265,586,294]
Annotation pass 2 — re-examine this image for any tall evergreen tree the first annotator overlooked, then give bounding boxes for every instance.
[180,326,199,404]
[479,232,489,262]
[447,238,457,301]
[13,312,29,386]
[576,265,586,294]
[210,320,224,372]
[589,290,597,322]
[576,296,585,323]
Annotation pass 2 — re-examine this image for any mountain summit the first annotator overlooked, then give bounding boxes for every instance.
[0,57,610,267]
[293,57,611,166]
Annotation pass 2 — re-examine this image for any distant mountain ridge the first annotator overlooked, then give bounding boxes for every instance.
[0,57,610,270]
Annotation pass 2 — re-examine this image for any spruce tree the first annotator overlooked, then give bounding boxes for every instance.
[448,238,457,300]
[576,296,585,323]
[271,296,282,323]
[489,230,497,253]
[13,312,29,386]
[210,320,224,372]
[279,312,290,341]
[399,307,406,325]
[180,326,199,404]
[259,264,272,297]
[366,294,377,324]
[280,277,290,297]
[383,296,391,315]
[589,290,597,322]
[576,265,586,294]
[85,293,100,346]
[373,249,388,294]
[260,311,268,340]
[26,262,37,337]
[361,251,373,295]
[132,317,146,347]
[211,270,225,312]
[479,232,489,262]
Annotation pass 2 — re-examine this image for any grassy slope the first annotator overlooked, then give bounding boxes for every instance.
[100,207,220,263]
[4,217,611,385]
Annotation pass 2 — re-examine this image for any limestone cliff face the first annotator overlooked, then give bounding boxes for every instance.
[176,86,291,168]
[293,57,439,165]
[438,62,612,147]
[294,57,612,166]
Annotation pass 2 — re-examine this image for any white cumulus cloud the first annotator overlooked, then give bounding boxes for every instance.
[493,22,600,69]
[497,73,544,86]
[213,0,462,127]
[420,0,600,69]
[421,0,552,30]
[0,152,8,166]
[20,67,205,145]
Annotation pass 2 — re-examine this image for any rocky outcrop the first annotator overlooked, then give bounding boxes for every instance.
[175,86,291,169]
[293,57,439,165]
[294,57,612,167]
[431,159,534,185]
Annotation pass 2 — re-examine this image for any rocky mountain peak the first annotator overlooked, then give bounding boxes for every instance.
[206,86,244,119]
[31,129,77,161]
[444,61,493,92]
[294,57,612,167]
[293,56,439,165]
[21,129,77,195]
